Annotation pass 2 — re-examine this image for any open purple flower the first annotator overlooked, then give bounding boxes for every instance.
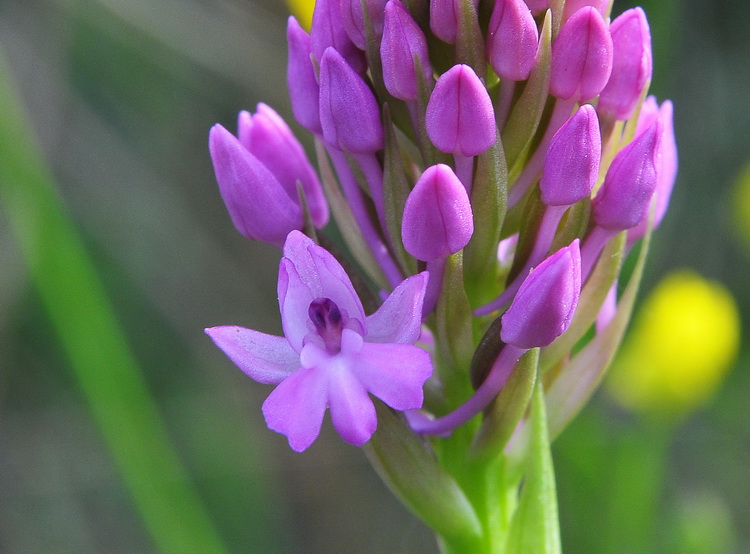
[206,231,433,452]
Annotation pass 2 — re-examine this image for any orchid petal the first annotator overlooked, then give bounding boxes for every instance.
[353,342,432,411]
[327,366,377,446]
[282,231,366,328]
[366,272,428,344]
[205,326,299,384]
[278,258,316,353]
[262,365,329,452]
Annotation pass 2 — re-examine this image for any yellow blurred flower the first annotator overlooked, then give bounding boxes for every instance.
[285,0,315,30]
[731,161,750,249]
[608,271,740,419]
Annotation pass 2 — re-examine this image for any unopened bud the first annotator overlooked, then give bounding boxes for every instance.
[287,17,322,135]
[402,164,474,261]
[562,0,606,22]
[237,104,329,227]
[381,0,433,101]
[319,47,384,153]
[598,8,653,121]
[430,0,480,44]
[629,99,678,240]
[486,0,539,82]
[550,7,613,102]
[340,0,388,50]
[501,240,581,349]
[209,124,302,245]
[540,104,601,206]
[311,0,366,73]
[593,118,662,230]
[426,64,496,157]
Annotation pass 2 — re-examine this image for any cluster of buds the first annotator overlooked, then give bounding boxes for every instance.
[205,0,677,547]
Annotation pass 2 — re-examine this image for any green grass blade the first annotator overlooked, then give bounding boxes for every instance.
[0,47,226,554]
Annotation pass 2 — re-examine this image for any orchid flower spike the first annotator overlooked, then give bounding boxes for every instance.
[206,231,433,452]
[205,0,678,539]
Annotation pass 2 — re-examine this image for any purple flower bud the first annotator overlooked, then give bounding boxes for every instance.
[635,95,660,136]
[402,164,474,261]
[340,0,388,50]
[486,0,539,82]
[311,0,366,74]
[628,99,678,240]
[429,0,480,44]
[654,100,678,226]
[501,240,581,349]
[209,124,302,245]
[287,17,322,135]
[539,104,601,206]
[237,104,329,228]
[319,47,384,153]
[598,8,653,121]
[562,0,606,21]
[522,0,550,16]
[592,118,663,230]
[426,65,496,157]
[381,0,432,101]
[550,7,613,102]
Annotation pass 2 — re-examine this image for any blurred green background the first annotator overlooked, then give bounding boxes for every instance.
[1,0,748,552]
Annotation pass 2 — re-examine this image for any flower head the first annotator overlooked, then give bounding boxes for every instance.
[206,231,432,451]
[207,0,678,536]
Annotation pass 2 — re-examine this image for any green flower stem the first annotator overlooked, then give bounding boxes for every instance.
[0,48,226,553]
